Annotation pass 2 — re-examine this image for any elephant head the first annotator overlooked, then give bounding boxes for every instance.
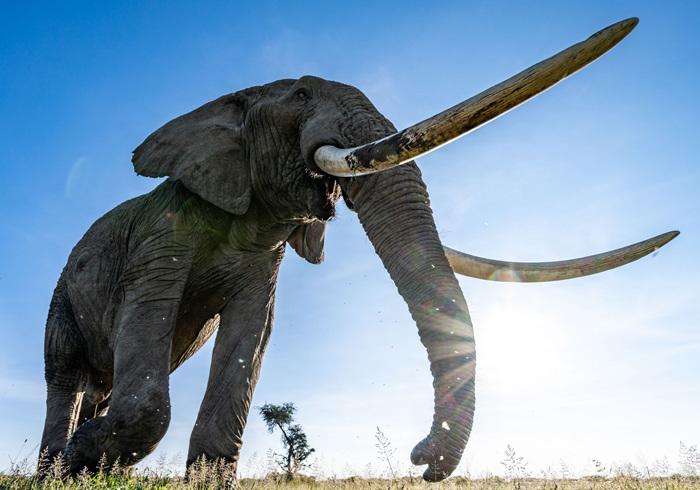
[132,18,676,481]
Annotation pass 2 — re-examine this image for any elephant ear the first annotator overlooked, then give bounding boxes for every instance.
[132,91,257,215]
[288,221,327,264]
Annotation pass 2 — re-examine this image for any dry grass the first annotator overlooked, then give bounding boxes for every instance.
[2,442,697,489]
[1,474,699,489]
[2,463,699,490]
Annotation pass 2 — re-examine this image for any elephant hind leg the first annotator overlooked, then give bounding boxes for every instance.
[40,284,88,471]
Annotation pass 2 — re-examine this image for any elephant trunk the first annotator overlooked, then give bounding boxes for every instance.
[341,163,476,482]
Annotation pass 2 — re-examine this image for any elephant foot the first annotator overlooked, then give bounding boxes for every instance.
[64,418,112,474]
[410,433,462,482]
[64,417,143,474]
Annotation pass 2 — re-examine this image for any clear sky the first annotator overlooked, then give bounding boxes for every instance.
[0,0,698,478]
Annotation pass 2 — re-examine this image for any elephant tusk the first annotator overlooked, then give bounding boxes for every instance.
[443,231,679,282]
[314,17,638,177]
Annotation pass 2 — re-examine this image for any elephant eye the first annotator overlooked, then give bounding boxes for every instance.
[295,88,311,102]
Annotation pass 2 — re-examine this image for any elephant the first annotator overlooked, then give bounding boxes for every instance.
[39,17,677,482]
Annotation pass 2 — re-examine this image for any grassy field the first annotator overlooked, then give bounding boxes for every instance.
[3,457,700,490]
[3,443,698,489]
[1,473,699,489]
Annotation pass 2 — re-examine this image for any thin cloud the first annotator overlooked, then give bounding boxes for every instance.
[64,156,88,199]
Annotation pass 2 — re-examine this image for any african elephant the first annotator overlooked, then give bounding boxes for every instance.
[40,18,677,482]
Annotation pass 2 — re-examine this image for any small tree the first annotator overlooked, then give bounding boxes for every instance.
[258,402,315,479]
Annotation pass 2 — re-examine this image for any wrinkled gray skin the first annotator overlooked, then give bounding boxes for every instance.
[40,76,475,482]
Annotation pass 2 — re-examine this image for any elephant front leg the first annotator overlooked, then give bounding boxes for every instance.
[64,247,191,473]
[64,299,180,473]
[187,279,277,474]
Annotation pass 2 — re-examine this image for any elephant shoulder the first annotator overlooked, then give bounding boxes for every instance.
[130,179,232,245]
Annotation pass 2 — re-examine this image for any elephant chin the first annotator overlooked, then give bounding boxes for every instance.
[340,160,476,482]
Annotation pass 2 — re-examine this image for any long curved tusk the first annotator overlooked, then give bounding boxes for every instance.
[314,18,638,177]
[443,231,678,282]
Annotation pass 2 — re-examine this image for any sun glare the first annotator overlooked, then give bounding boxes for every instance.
[476,292,572,396]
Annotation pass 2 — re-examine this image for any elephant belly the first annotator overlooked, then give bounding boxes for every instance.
[170,313,220,372]
[169,289,229,371]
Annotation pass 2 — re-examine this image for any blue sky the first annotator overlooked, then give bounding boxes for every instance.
[0,0,698,477]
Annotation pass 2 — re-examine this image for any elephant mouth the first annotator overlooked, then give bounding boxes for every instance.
[300,137,343,220]
[308,170,340,221]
